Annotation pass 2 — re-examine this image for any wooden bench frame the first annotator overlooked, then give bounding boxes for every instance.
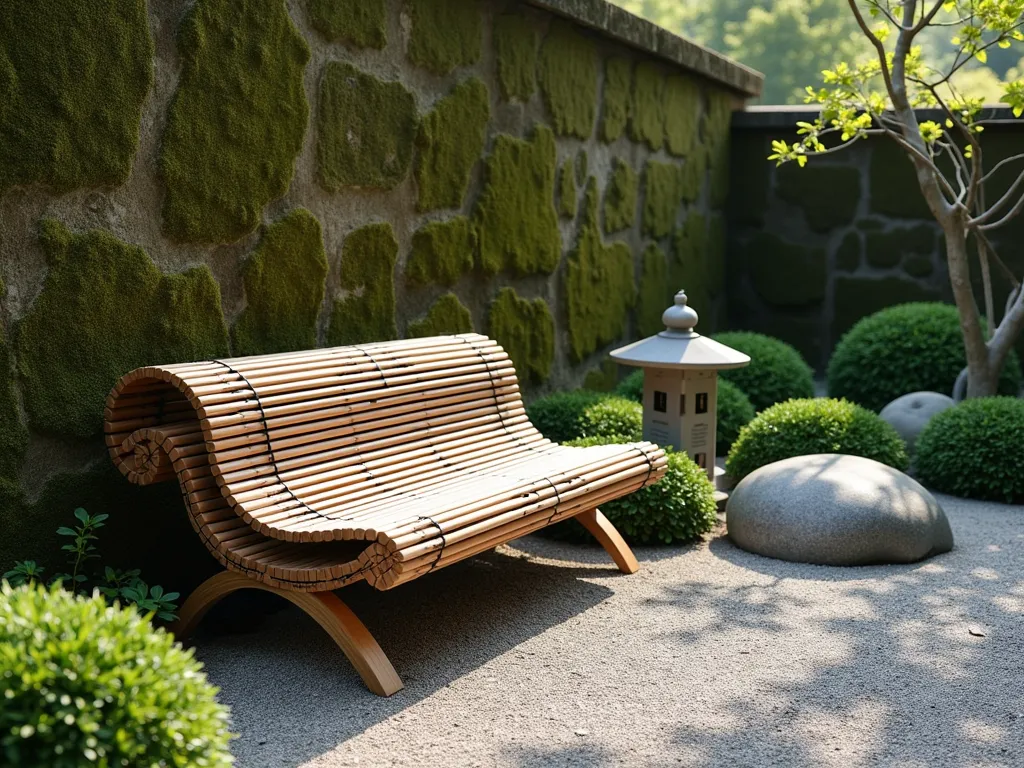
[105,335,664,696]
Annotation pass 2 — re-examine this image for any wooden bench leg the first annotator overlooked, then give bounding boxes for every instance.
[171,571,404,697]
[574,508,639,574]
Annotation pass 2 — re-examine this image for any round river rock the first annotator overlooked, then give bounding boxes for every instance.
[879,391,955,455]
[726,453,954,566]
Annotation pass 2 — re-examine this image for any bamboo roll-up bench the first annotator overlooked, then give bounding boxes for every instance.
[105,334,667,695]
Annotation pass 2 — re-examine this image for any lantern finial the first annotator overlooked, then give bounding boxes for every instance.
[662,290,699,335]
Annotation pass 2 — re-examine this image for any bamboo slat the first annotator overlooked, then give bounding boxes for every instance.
[105,334,667,592]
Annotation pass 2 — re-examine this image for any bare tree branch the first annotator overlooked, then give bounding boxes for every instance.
[981,153,1024,185]
[973,166,1024,226]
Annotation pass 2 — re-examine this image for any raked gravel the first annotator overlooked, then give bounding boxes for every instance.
[194,493,1024,767]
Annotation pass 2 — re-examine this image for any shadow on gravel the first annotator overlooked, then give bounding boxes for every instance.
[194,546,622,768]
[665,520,1023,766]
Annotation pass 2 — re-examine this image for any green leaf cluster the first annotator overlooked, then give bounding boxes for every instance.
[916,396,1024,502]
[725,397,909,480]
[0,582,233,766]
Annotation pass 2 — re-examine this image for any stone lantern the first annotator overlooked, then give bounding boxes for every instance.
[610,290,750,481]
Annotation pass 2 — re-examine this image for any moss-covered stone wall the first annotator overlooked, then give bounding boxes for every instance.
[726,109,1024,372]
[0,0,745,586]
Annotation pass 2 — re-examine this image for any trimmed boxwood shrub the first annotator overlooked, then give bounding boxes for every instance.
[716,379,756,454]
[615,368,644,402]
[828,302,1022,412]
[725,398,909,480]
[916,397,1024,503]
[527,391,641,442]
[615,370,755,453]
[712,331,816,412]
[546,436,718,545]
[0,582,233,767]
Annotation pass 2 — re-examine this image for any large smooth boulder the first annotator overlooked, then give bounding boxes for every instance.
[726,453,953,566]
[879,391,954,455]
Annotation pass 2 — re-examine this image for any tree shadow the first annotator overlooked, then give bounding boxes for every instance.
[193,545,625,768]
[662,500,1023,766]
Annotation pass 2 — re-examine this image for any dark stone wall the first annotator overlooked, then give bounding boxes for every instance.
[726,106,1024,372]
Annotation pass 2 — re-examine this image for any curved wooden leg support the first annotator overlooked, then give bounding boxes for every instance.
[574,508,639,574]
[171,571,403,697]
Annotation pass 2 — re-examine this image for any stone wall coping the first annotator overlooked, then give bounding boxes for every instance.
[526,0,764,97]
[733,104,1023,129]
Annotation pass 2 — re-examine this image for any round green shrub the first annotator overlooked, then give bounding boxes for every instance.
[725,397,909,480]
[827,302,1022,412]
[545,436,718,545]
[576,396,642,441]
[526,389,603,443]
[0,582,233,767]
[614,369,644,402]
[916,397,1024,503]
[527,391,642,442]
[712,331,816,411]
[615,370,754,453]
[716,379,756,454]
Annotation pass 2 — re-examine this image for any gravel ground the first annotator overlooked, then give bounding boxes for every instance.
[195,494,1023,767]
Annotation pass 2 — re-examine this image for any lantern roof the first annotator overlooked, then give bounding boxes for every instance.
[610,290,751,370]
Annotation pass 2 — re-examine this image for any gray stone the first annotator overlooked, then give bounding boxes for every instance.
[726,453,954,566]
[880,391,955,455]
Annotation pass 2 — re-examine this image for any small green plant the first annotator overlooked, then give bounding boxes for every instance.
[0,581,233,766]
[615,370,755,453]
[725,398,909,481]
[546,437,718,545]
[3,508,179,621]
[526,389,604,443]
[576,396,642,441]
[828,303,1022,413]
[916,397,1024,503]
[712,331,815,412]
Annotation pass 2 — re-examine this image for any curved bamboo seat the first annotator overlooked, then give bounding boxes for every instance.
[105,334,666,694]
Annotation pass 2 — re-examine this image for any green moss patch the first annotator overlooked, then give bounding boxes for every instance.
[231,209,328,357]
[629,62,665,151]
[408,293,474,338]
[603,159,638,234]
[308,0,387,48]
[559,160,578,219]
[664,75,700,157]
[565,180,637,361]
[865,224,935,269]
[642,161,684,238]
[160,0,309,243]
[537,21,597,139]
[575,151,588,185]
[671,213,710,317]
[836,231,861,272]
[0,0,152,195]
[638,243,669,337]
[406,217,476,286]
[0,283,26,483]
[17,221,229,438]
[328,223,399,345]
[744,231,826,307]
[601,57,631,142]
[776,163,861,233]
[474,126,561,275]
[318,61,417,192]
[488,288,554,383]
[703,91,733,208]
[494,14,536,101]
[406,0,481,75]
[415,78,490,212]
